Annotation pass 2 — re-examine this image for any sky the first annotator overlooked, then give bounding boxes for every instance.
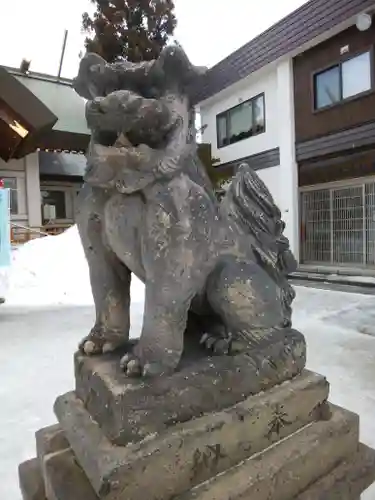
[0,0,309,79]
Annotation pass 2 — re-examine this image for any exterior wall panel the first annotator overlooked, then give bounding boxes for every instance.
[192,0,375,103]
[294,24,375,142]
[200,68,279,165]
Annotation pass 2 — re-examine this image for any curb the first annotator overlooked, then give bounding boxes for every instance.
[288,273,375,289]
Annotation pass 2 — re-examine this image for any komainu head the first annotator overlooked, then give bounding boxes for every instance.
[74,44,207,101]
[74,44,206,152]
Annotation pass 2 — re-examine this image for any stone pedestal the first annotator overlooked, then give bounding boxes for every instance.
[18,350,375,500]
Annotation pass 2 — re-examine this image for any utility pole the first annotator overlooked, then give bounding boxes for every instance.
[57,30,68,79]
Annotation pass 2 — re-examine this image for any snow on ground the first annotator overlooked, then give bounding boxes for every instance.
[7,226,144,307]
[1,229,375,499]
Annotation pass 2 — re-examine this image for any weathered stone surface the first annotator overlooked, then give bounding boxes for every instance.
[44,448,98,500]
[18,458,46,500]
[295,443,375,500]
[36,424,69,464]
[74,330,307,445]
[74,43,303,379]
[178,404,359,500]
[55,370,329,500]
[35,424,70,500]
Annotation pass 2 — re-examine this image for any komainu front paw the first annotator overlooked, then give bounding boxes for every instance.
[120,344,181,378]
[120,353,167,377]
[200,332,233,355]
[79,326,129,355]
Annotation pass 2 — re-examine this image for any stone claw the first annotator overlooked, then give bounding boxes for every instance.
[142,362,166,377]
[120,352,175,378]
[79,327,129,356]
[126,359,142,377]
[200,332,233,355]
[82,340,96,354]
[119,354,137,375]
[79,338,102,355]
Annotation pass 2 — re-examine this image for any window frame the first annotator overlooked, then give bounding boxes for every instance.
[312,48,374,112]
[41,188,68,222]
[40,183,82,224]
[216,92,266,149]
[2,176,19,215]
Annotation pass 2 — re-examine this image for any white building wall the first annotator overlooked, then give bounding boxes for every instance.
[0,154,42,229]
[199,67,279,165]
[276,59,299,259]
[0,156,28,223]
[197,58,299,260]
[25,152,42,228]
[0,152,82,236]
[256,166,281,207]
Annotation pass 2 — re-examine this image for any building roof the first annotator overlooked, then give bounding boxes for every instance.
[13,73,89,136]
[0,68,58,131]
[39,151,86,178]
[192,0,375,104]
[0,67,58,161]
[0,66,90,158]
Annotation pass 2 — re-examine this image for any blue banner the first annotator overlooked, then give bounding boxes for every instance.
[0,189,11,267]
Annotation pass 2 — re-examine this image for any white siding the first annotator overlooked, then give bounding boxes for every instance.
[0,157,27,222]
[0,154,42,228]
[199,67,279,165]
[257,166,281,207]
[196,58,300,259]
[276,59,299,258]
[25,153,42,228]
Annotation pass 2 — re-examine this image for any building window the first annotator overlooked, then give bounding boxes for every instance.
[41,190,66,222]
[216,94,265,148]
[2,177,18,214]
[314,51,372,110]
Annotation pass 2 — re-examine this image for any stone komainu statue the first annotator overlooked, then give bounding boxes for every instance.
[73,45,305,377]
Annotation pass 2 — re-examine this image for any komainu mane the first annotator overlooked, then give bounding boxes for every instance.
[73,45,305,377]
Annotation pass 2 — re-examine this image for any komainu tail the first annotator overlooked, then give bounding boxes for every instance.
[220,163,297,326]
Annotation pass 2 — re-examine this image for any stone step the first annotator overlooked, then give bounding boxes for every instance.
[43,448,98,500]
[18,441,375,500]
[18,458,46,500]
[54,370,329,500]
[36,424,69,462]
[35,424,70,499]
[294,443,375,500]
[22,406,372,500]
[20,424,98,500]
[74,327,306,445]
[178,404,359,500]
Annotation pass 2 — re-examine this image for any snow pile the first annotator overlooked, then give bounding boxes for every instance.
[7,226,144,307]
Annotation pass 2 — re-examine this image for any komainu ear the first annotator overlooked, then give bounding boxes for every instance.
[154,44,208,88]
[73,52,107,100]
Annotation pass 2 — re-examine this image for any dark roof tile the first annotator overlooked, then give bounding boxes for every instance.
[192,0,375,103]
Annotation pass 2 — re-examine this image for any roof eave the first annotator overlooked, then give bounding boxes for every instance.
[192,0,375,104]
